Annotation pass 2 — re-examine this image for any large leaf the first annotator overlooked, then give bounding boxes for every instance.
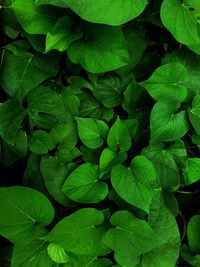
[161,0,200,46]
[103,211,165,267]
[0,186,54,245]
[150,102,189,143]
[62,163,108,203]
[43,208,105,254]
[140,63,188,103]
[111,156,157,213]
[0,51,58,102]
[76,117,108,149]
[11,0,56,34]
[60,0,148,26]
[67,24,130,73]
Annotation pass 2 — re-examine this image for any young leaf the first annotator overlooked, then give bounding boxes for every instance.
[43,208,105,254]
[45,16,82,53]
[111,156,157,213]
[107,117,131,152]
[103,211,165,266]
[47,243,70,264]
[140,63,188,103]
[67,24,130,73]
[99,148,127,177]
[150,102,189,143]
[62,163,108,203]
[76,117,109,149]
[0,186,54,245]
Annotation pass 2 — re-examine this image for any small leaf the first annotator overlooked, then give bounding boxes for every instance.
[29,130,53,155]
[107,117,131,152]
[62,163,108,203]
[76,117,108,149]
[150,102,189,143]
[47,243,70,263]
[184,158,200,185]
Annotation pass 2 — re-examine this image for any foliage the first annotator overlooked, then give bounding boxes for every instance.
[1,0,200,266]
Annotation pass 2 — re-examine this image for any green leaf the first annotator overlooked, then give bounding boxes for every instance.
[181,245,200,267]
[150,102,189,143]
[45,16,82,53]
[76,117,109,149]
[187,215,200,254]
[91,75,124,108]
[0,130,28,166]
[161,0,200,46]
[140,63,188,103]
[189,95,200,135]
[27,86,67,129]
[107,117,131,152]
[43,208,105,254]
[12,227,53,267]
[103,211,165,266]
[40,155,76,207]
[11,0,56,34]
[99,148,127,177]
[47,243,70,263]
[0,51,58,101]
[29,130,53,155]
[62,163,108,203]
[111,156,157,213]
[67,24,130,73]
[139,191,180,267]
[184,158,200,185]
[62,0,148,26]
[0,100,26,145]
[50,122,78,150]
[0,186,54,244]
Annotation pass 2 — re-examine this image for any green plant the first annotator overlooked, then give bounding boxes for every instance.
[1,0,200,266]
